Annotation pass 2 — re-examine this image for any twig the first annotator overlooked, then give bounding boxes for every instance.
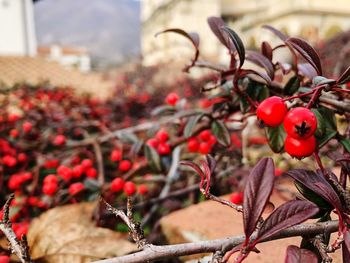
[141,146,181,227]
[100,197,147,249]
[92,220,339,263]
[312,234,333,263]
[92,140,105,185]
[0,194,32,263]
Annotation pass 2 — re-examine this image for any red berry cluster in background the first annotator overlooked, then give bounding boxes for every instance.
[187,130,217,154]
[257,97,318,159]
[146,129,171,155]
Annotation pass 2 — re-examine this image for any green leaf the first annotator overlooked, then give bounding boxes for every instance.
[151,105,176,117]
[311,107,337,147]
[265,124,286,153]
[311,109,325,137]
[84,179,101,192]
[118,132,139,144]
[340,138,350,153]
[283,76,300,96]
[240,80,269,113]
[294,181,332,210]
[211,120,231,146]
[318,130,337,148]
[312,76,335,87]
[184,114,204,138]
[144,145,162,172]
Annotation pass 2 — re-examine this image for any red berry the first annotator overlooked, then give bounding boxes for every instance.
[22,121,33,133]
[8,113,19,122]
[57,165,72,181]
[86,167,97,178]
[0,255,10,263]
[118,160,132,172]
[69,182,84,195]
[10,129,19,138]
[285,135,316,159]
[2,155,17,167]
[165,92,179,106]
[111,178,125,192]
[146,138,159,148]
[21,172,33,181]
[231,133,242,148]
[110,149,122,162]
[138,184,148,195]
[44,159,59,169]
[53,135,66,146]
[28,196,39,206]
[8,175,22,190]
[284,107,317,139]
[256,96,287,127]
[72,165,84,178]
[187,138,199,152]
[42,183,58,196]
[275,168,284,177]
[198,130,211,141]
[157,142,171,155]
[230,192,244,204]
[81,159,93,169]
[17,153,27,162]
[123,181,136,196]
[208,135,217,146]
[13,222,29,239]
[199,142,211,154]
[43,174,58,184]
[155,129,169,142]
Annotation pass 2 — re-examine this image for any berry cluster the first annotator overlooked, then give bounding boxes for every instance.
[110,178,148,196]
[146,129,172,155]
[257,96,318,159]
[187,130,217,154]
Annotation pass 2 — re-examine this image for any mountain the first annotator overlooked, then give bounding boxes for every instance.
[34,0,140,66]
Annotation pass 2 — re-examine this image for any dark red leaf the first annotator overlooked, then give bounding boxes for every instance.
[207,16,233,50]
[246,50,274,79]
[261,41,273,61]
[284,245,318,263]
[155,28,199,49]
[180,160,204,179]
[243,158,275,238]
[222,27,245,68]
[256,200,319,242]
[262,25,288,41]
[343,230,350,263]
[241,69,272,85]
[205,155,216,175]
[286,169,342,212]
[286,37,323,76]
[298,63,318,79]
[337,65,350,84]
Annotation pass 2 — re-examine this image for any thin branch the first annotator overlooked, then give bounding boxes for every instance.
[92,140,105,185]
[141,146,181,227]
[100,197,147,249]
[92,220,339,263]
[0,194,32,263]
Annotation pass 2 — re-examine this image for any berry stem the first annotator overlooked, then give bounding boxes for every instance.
[313,151,327,179]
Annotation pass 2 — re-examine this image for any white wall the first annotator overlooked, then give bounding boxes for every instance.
[0,0,37,56]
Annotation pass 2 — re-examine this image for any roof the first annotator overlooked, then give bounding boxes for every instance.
[0,56,113,99]
[37,46,89,56]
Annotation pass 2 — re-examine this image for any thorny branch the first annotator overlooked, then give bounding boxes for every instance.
[0,194,32,263]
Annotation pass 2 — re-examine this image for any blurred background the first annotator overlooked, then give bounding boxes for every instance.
[1,0,350,98]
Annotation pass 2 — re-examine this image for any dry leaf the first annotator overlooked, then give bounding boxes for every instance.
[27,202,136,262]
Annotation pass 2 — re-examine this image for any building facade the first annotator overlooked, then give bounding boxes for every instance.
[142,0,350,66]
[0,0,37,56]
